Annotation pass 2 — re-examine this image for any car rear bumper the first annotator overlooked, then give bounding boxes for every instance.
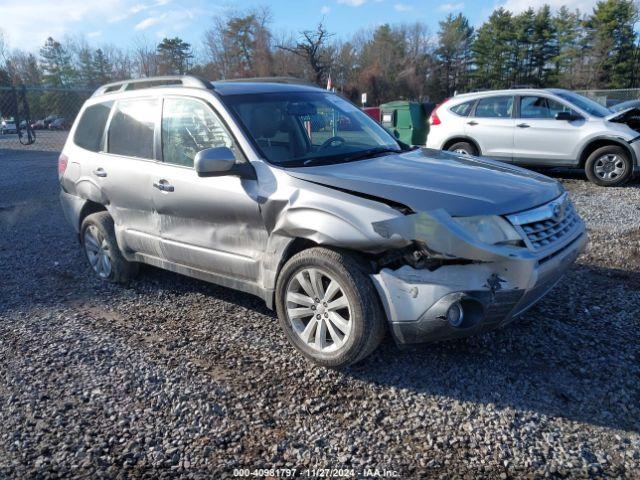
[371,229,587,345]
[59,190,84,233]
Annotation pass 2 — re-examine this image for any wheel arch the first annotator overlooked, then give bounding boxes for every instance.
[442,136,481,155]
[578,136,637,168]
[78,200,108,232]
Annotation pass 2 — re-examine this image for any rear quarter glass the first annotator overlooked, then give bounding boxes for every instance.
[73,102,113,152]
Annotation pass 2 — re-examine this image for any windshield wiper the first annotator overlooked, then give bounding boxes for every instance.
[340,147,403,163]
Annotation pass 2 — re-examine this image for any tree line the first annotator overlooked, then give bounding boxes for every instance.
[0,0,638,105]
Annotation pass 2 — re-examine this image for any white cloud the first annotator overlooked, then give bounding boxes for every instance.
[394,3,413,12]
[337,0,367,6]
[0,0,124,49]
[88,31,103,38]
[438,2,464,12]
[135,15,163,30]
[499,0,599,13]
[321,5,332,14]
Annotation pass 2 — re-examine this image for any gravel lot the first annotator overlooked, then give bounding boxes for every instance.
[1,149,639,479]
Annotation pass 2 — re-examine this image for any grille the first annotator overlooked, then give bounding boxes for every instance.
[520,201,579,251]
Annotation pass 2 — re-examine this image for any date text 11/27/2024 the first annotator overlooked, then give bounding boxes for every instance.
[233,468,401,478]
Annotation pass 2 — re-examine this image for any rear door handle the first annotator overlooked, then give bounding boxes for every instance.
[517,123,530,128]
[93,168,107,177]
[467,121,478,126]
[153,180,175,192]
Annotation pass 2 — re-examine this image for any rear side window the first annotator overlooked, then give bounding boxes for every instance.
[108,98,159,159]
[474,96,514,118]
[450,101,474,117]
[73,102,112,152]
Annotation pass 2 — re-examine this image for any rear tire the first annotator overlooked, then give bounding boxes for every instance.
[80,212,138,284]
[447,141,478,156]
[275,247,386,368]
[585,145,632,186]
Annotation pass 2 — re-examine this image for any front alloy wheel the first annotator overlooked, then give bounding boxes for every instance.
[275,247,386,368]
[285,267,353,353]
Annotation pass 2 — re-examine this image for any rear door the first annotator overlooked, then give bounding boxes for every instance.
[513,95,582,165]
[466,95,515,161]
[151,95,267,282]
[101,96,162,255]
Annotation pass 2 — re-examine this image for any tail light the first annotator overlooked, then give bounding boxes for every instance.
[58,153,68,175]
[429,98,449,126]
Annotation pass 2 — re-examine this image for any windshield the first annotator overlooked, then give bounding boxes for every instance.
[554,91,611,118]
[223,91,401,167]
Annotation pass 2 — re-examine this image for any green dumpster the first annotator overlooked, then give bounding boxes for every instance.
[379,101,429,146]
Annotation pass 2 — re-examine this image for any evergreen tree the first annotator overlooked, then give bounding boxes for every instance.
[587,0,639,88]
[39,37,76,87]
[156,37,193,75]
[473,8,516,89]
[92,49,112,85]
[436,13,474,96]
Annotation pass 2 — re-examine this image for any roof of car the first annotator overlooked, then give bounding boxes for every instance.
[91,75,326,98]
[211,80,326,96]
[452,88,570,100]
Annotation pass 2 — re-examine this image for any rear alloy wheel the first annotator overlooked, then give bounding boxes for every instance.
[81,212,138,284]
[275,247,386,368]
[585,145,632,186]
[447,141,478,156]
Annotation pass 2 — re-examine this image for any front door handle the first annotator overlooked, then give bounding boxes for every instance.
[153,180,175,192]
[467,121,478,126]
[517,123,530,128]
[93,168,107,177]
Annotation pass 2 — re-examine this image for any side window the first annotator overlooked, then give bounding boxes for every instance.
[162,97,235,168]
[74,102,112,152]
[474,96,514,118]
[450,101,474,117]
[520,96,577,119]
[108,98,158,159]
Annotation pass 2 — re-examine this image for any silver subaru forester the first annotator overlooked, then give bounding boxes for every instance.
[59,76,587,367]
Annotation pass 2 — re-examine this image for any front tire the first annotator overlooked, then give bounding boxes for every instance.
[447,141,478,156]
[275,247,386,368]
[81,212,138,284]
[585,145,632,186]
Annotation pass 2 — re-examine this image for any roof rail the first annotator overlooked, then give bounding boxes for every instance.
[216,76,315,86]
[92,75,213,97]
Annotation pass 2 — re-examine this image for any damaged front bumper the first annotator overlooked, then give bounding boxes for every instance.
[371,212,587,345]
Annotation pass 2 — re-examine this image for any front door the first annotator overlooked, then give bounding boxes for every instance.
[152,96,268,282]
[513,95,583,166]
[466,95,515,161]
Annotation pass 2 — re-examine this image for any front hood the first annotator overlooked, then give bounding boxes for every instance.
[285,148,563,217]
[605,107,640,121]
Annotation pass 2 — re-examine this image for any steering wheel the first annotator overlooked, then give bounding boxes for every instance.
[319,136,346,150]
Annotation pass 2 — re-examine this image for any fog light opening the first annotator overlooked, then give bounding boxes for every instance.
[446,302,464,327]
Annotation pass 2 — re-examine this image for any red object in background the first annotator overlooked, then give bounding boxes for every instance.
[362,107,381,122]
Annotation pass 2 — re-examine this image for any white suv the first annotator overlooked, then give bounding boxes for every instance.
[426,88,640,186]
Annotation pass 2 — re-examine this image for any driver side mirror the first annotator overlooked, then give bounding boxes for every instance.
[194,147,236,177]
[555,111,582,121]
[194,147,256,180]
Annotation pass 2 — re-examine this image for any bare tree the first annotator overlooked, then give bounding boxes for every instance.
[277,22,333,85]
[133,36,159,78]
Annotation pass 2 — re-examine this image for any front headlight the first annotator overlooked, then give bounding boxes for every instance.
[453,215,522,246]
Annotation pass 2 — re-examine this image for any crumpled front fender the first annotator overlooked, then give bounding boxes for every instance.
[372,210,537,262]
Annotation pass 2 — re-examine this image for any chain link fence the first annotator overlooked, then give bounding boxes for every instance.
[576,88,640,108]
[0,86,93,153]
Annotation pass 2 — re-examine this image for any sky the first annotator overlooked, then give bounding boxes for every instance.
[0,0,602,55]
